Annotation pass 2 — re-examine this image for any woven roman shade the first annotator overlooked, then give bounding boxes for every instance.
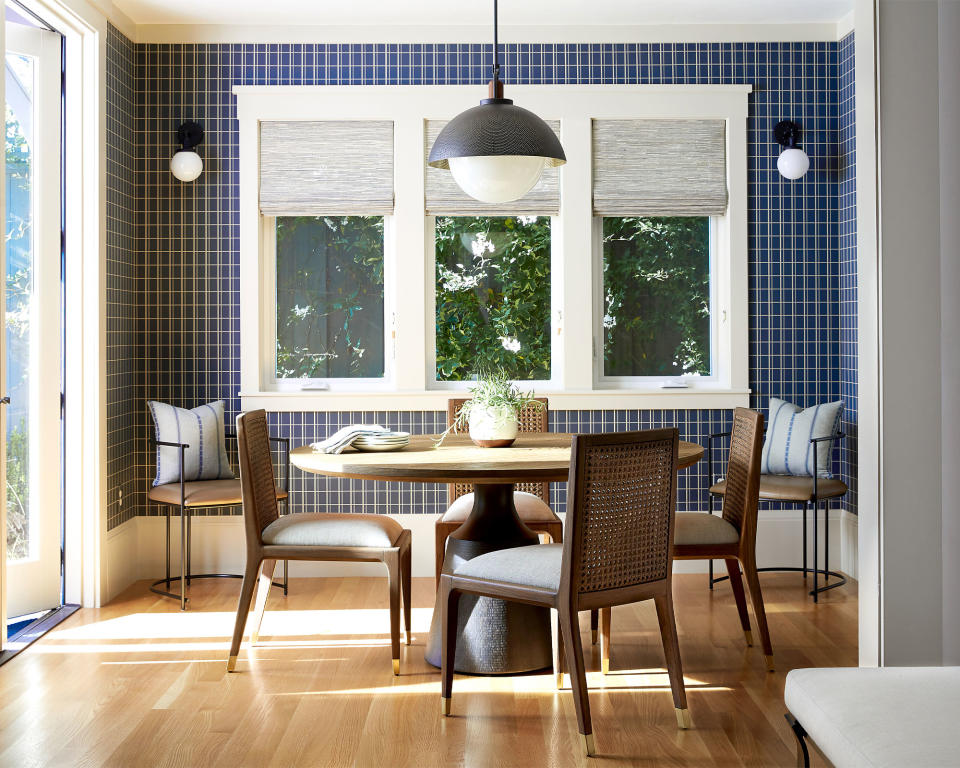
[259,121,394,216]
[592,119,728,216]
[425,119,561,216]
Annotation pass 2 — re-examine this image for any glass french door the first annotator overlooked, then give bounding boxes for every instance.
[3,21,63,622]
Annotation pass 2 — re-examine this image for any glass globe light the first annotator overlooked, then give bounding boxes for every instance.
[170,149,203,182]
[777,147,810,180]
[448,155,545,204]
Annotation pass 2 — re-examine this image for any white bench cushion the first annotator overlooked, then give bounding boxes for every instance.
[453,544,562,592]
[261,513,403,548]
[785,667,960,768]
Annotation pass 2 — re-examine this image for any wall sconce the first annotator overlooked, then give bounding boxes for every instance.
[774,120,810,180]
[170,121,204,182]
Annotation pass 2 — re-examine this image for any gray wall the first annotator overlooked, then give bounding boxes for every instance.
[877,0,960,665]
[939,0,960,666]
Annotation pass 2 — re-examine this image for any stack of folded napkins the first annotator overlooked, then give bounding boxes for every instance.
[310,425,391,454]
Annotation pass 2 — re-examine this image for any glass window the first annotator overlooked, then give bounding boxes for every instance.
[275,216,385,380]
[435,216,551,382]
[601,216,711,377]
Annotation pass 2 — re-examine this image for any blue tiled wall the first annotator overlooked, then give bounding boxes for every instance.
[103,30,858,528]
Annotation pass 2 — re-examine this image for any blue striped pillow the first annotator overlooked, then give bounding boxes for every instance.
[148,400,234,486]
[761,398,843,478]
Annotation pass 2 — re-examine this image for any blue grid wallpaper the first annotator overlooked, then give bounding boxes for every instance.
[102,29,858,529]
[838,32,857,513]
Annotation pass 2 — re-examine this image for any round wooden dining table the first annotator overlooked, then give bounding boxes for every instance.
[291,433,703,675]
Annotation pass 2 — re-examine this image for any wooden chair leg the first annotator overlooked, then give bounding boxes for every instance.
[385,549,402,675]
[434,523,449,586]
[654,593,690,729]
[599,607,612,673]
[401,535,412,646]
[439,579,461,715]
[551,608,565,689]
[227,557,261,672]
[249,559,277,645]
[741,555,774,670]
[725,558,753,647]
[590,609,599,645]
[559,605,594,756]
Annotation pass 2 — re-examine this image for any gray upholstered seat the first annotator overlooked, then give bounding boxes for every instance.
[453,543,562,592]
[261,513,404,548]
[441,490,556,523]
[673,512,740,546]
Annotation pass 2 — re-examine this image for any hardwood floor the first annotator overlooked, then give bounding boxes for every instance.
[0,573,856,767]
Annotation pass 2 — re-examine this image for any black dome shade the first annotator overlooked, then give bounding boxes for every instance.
[428,98,566,169]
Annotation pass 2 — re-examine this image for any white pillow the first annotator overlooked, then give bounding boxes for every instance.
[148,400,234,486]
[761,397,843,478]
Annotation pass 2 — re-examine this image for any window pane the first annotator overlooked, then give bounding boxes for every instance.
[276,216,384,379]
[435,216,551,381]
[602,216,711,377]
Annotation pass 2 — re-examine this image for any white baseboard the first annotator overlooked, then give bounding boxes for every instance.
[104,508,855,598]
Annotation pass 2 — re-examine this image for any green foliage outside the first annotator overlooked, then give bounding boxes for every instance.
[275,216,385,379]
[435,216,551,381]
[602,216,711,377]
[6,103,32,560]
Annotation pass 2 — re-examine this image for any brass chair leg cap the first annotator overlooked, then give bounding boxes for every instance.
[393,658,400,676]
[744,630,753,647]
[601,658,610,675]
[556,672,564,690]
[580,733,596,757]
[405,632,412,646]
[765,655,775,672]
[591,629,598,645]
[226,655,238,673]
[676,708,692,729]
[250,633,259,645]
[441,697,451,716]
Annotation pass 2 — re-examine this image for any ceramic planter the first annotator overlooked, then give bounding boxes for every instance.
[469,405,519,447]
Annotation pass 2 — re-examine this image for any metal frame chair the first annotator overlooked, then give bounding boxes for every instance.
[705,427,848,602]
[148,430,290,610]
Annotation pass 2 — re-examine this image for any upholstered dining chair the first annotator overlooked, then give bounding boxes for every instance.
[599,408,772,674]
[434,397,563,585]
[439,429,689,757]
[227,409,412,676]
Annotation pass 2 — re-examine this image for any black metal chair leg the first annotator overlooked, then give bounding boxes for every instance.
[802,501,808,577]
[186,511,192,586]
[180,505,187,611]
[283,559,289,596]
[164,505,171,587]
[785,714,811,768]
[812,498,819,603]
[824,501,830,583]
[708,490,715,590]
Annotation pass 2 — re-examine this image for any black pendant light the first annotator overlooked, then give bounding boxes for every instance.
[427,0,566,203]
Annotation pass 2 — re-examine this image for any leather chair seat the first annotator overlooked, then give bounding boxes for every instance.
[440,491,557,524]
[261,513,404,548]
[710,474,847,502]
[454,543,562,592]
[147,478,288,507]
[673,512,740,547]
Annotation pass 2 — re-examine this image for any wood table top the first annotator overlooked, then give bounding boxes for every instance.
[290,433,704,484]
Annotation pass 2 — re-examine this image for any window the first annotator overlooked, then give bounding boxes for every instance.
[236,84,750,409]
[435,216,551,382]
[601,216,712,378]
[275,216,385,381]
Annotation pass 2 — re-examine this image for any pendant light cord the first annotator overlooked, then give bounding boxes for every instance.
[492,0,500,83]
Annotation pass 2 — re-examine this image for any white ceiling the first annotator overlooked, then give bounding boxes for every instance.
[113,0,854,28]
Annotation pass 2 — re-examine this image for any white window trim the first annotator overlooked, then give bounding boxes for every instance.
[234,84,751,411]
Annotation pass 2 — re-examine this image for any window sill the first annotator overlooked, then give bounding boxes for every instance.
[239,388,751,412]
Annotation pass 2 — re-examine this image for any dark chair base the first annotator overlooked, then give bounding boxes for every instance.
[709,565,848,598]
[149,571,288,604]
[785,713,811,767]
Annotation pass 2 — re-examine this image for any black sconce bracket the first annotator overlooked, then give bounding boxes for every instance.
[774,120,802,149]
[176,121,204,151]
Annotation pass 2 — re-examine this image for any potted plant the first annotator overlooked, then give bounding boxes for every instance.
[436,371,544,448]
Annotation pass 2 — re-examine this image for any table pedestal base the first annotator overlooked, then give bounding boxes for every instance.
[424,484,553,675]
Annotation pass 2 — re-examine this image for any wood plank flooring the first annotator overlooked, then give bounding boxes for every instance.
[0,573,856,767]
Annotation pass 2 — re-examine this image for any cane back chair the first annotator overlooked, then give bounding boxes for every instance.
[227,409,412,675]
[434,397,563,583]
[439,429,689,757]
[600,408,773,674]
